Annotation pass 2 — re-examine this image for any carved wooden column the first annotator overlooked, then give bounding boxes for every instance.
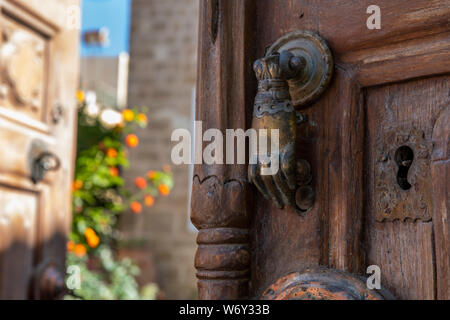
[190,0,256,299]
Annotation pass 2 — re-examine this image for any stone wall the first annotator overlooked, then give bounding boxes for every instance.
[80,57,120,107]
[119,0,198,299]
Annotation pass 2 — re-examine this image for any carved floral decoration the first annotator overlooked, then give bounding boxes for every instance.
[0,22,45,117]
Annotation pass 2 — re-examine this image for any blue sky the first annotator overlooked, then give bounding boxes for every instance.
[81,0,132,57]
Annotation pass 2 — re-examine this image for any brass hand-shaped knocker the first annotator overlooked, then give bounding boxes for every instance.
[248,31,333,213]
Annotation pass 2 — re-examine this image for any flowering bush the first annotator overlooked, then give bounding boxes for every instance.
[66,91,173,299]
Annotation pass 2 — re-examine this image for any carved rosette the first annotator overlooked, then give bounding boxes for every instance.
[1,19,46,120]
[375,127,433,222]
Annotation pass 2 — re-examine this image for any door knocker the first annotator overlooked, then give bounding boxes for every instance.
[28,140,61,184]
[248,31,333,213]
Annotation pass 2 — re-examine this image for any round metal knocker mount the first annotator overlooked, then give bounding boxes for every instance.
[266,30,334,108]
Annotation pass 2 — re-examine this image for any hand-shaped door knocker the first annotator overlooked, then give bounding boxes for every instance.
[248,31,333,213]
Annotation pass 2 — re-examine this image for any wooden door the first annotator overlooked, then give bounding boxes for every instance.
[192,0,449,300]
[0,0,79,299]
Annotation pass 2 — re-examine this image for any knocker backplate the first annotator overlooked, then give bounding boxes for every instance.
[266,30,334,108]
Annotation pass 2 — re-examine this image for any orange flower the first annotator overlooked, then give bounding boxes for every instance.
[87,235,100,248]
[130,201,142,214]
[135,177,147,189]
[76,90,85,103]
[73,180,83,191]
[158,184,170,196]
[67,240,75,252]
[137,113,147,124]
[125,134,139,148]
[144,195,155,207]
[109,166,119,177]
[163,164,171,173]
[106,148,118,158]
[84,227,96,238]
[74,244,86,257]
[147,170,157,180]
[84,228,100,248]
[122,109,134,122]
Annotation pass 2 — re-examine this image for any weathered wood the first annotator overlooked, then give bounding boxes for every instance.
[194,0,450,300]
[250,0,367,297]
[191,0,256,299]
[250,1,322,297]
[318,0,450,54]
[341,31,450,87]
[365,221,435,299]
[364,76,449,299]
[431,106,449,300]
[319,69,365,273]
[0,0,79,299]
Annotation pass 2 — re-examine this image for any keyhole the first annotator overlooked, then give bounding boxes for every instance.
[394,146,414,190]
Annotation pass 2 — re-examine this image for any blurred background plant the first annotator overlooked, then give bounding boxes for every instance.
[65,91,173,300]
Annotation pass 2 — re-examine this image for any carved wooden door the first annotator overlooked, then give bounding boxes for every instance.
[192,0,449,300]
[0,0,79,299]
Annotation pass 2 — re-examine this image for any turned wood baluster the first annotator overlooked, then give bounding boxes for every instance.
[190,0,256,299]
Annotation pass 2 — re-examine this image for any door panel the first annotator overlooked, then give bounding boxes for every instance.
[0,185,38,299]
[0,0,79,299]
[365,76,449,299]
[192,0,449,300]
